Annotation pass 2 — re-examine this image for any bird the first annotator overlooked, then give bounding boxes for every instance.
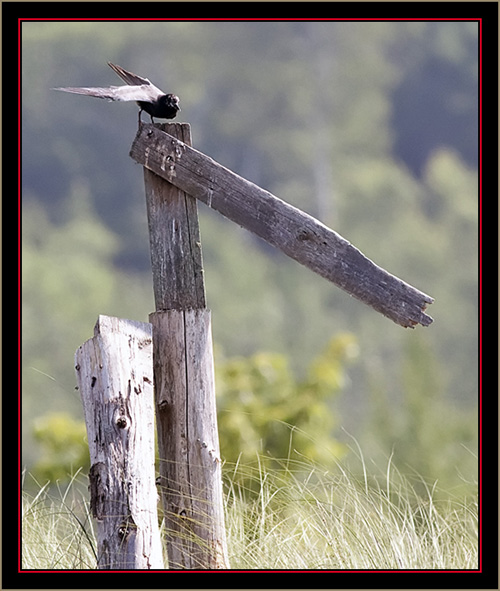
[53,62,181,124]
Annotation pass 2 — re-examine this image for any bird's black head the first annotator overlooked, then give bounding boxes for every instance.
[138,93,180,121]
[162,93,181,116]
[166,94,180,110]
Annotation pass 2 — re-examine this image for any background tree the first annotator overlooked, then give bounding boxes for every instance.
[21,21,478,496]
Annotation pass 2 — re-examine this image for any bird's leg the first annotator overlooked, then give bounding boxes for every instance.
[138,108,143,127]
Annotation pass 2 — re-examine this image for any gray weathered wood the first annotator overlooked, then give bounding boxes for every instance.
[75,315,164,570]
[130,125,433,328]
[144,123,206,310]
[143,123,229,569]
[151,309,229,569]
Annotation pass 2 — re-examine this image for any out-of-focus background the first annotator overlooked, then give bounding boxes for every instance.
[22,21,478,497]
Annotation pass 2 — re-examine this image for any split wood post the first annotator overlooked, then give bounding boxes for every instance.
[75,315,164,570]
[143,122,229,569]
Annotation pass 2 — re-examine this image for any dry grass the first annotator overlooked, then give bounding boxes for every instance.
[21,456,478,570]
[223,455,478,569]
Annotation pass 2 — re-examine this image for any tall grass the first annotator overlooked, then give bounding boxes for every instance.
[21,457,478,570]
[224,455,478,569]
[21,470,97,569]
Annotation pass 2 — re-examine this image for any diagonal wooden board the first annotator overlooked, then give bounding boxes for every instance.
[130,123,433,328]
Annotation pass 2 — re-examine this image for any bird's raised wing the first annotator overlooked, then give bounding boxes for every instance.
[107,62,151,86]
[107,63,168,99]
[52,84,164,103]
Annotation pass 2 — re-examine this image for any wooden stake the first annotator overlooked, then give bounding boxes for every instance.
[144,123,229,569]
[143,123,206,311]
[151,309,228,569]
[75,315,164,570]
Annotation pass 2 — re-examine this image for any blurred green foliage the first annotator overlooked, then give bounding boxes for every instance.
[216,333,358,468]
[22,22,478,494]
[32,412,90,482]
[30,330,476,499]
[30,335,357,486]
[362,332,477,498]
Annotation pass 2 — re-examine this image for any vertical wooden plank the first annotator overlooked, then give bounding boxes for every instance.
[144,123,229,569]
[75,315,164,570]
[144,123,206,311]
[183,309,228,569]
[150,310,194,568]
[150,310,229,569]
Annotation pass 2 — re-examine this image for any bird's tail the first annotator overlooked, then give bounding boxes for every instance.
[52,86,117,101]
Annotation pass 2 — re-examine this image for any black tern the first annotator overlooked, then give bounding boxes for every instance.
[53,62,180,124]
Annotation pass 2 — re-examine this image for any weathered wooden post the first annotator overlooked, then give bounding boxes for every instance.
[142,123,229,569]
[72,107,434,571]
[61,80,439,571]
[75,315,164,570]
[128,120,434,571]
